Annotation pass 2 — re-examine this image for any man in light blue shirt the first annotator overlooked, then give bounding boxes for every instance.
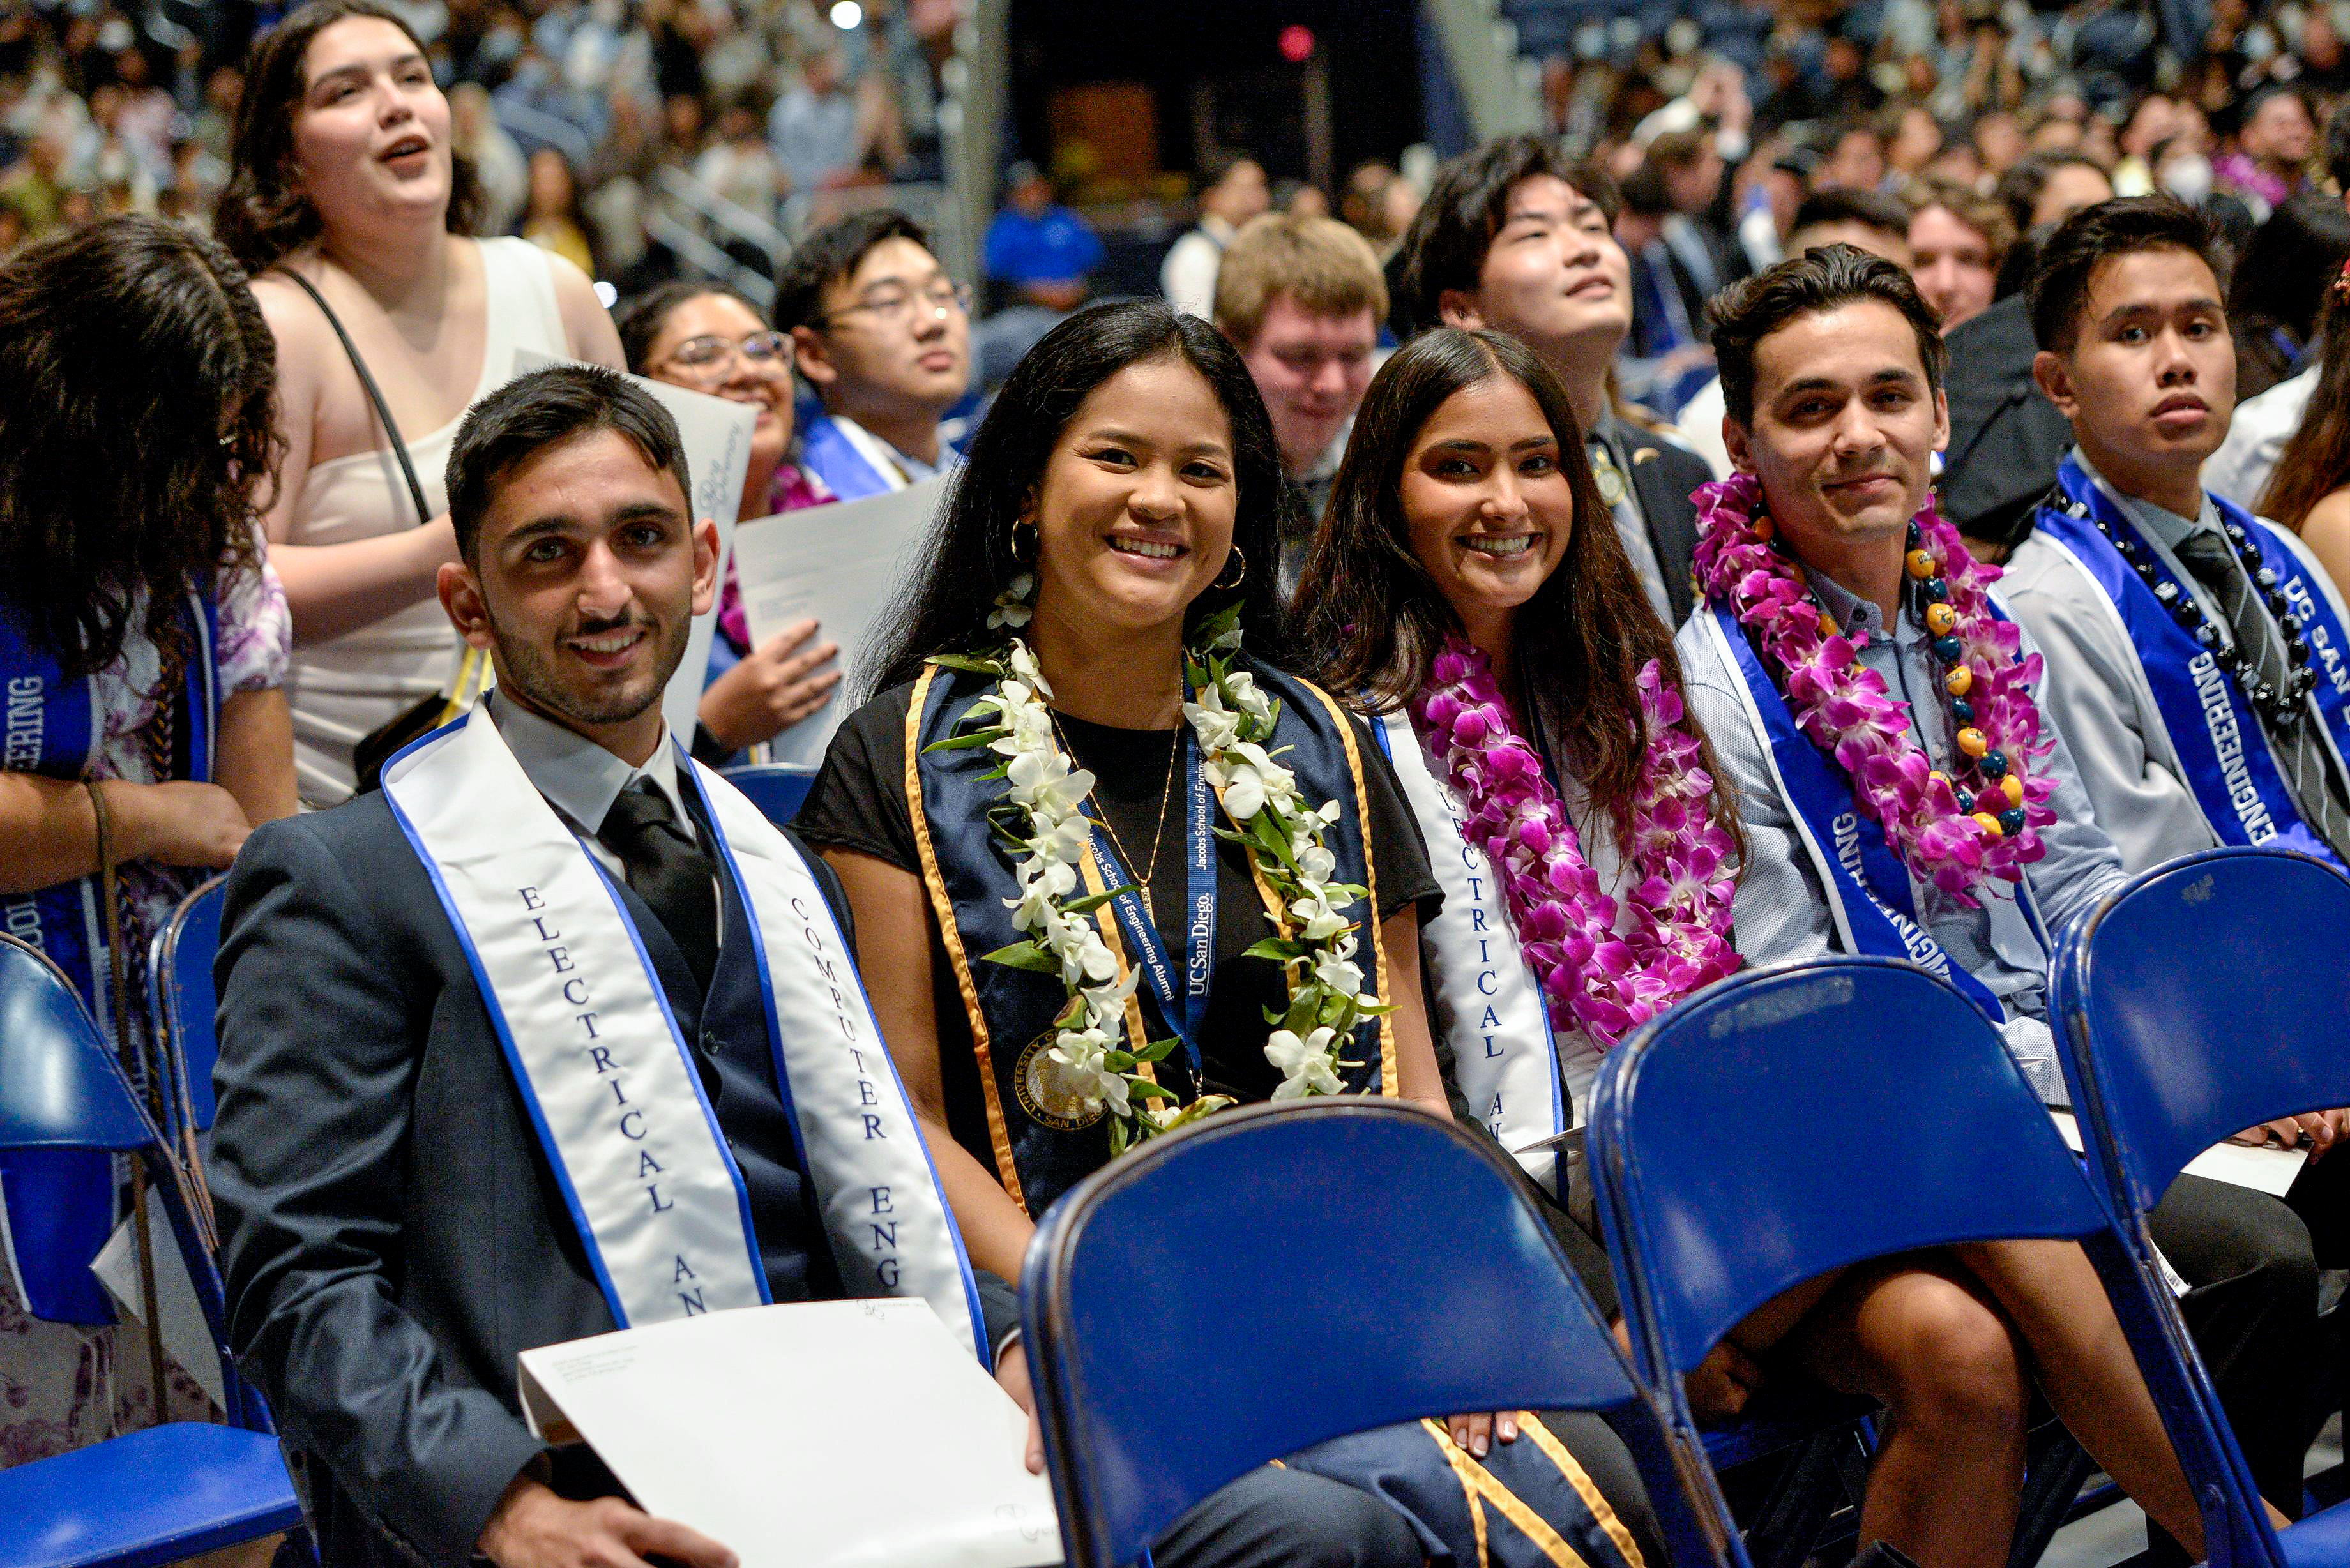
[1678,241,2321,1565]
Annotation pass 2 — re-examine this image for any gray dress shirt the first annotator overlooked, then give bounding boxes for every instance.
[489,693,720,939]
[1676,566,2128,1101]
[2002,450,2350,872]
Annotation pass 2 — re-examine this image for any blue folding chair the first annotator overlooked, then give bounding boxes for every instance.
[1020,1099,1728,1568]
[2054,845,2350,1568]
[1588,956,2229,1568]
[147,873,227,1148]
[0,933,302,1568]
[719,762,819,827]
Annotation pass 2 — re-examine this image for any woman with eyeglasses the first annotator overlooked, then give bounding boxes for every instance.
[217,0,625,804]
[620,280,844,757]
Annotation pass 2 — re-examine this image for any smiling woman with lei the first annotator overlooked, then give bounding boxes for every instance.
[1301,329,1742,1203]
[798,300,1656,1568]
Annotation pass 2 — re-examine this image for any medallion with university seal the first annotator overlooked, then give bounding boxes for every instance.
[1014,1030,1109,1131]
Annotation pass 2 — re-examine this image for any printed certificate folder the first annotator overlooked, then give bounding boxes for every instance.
[519,1298,1063,1568]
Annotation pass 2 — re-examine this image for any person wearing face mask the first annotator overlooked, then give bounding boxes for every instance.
[1398,135,1713,629]
[211,367,1035,1568]
[216,0,626,808]
[620,282,845,759]
[778,209,974,500]
[1211,210,1386,594]
[1672,245,2298,1568]
[796,299,1651,1568]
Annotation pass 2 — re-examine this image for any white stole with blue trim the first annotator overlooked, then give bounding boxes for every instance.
[1370,711,1570,1190]
[382,706,983,1353]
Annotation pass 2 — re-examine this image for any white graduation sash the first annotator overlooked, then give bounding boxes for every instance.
[1370,711,1570,1190]
[382,707,983,1355]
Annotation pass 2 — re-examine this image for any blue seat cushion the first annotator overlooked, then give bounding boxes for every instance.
[2282,1500,2350,1567]
[0,1423,301,1568]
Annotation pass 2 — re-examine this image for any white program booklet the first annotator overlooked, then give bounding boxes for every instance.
[509,349,757,744]
[2048,1110,2308,1198]
[731,476,949,767]
[517,1298,1061,1568]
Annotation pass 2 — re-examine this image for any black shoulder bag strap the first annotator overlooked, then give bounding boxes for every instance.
[278,267,489,791]
[275,266,433,529]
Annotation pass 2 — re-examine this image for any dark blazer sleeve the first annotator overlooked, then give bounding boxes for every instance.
[974,1270,1023,1361]
[1628,435,1711,626]
[209,814,547,1568]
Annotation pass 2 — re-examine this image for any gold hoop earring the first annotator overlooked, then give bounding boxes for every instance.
[1212,545,1248,591]
[1007,517,1036,564]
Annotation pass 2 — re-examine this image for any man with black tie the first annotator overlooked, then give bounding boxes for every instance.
[209,367,1029,1568]
[1999,196,2350,1560]
[1398,134,1714,628]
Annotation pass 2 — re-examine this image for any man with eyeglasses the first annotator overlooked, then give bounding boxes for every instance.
[778,211,975,501]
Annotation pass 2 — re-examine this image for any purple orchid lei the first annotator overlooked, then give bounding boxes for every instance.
[1408,637,1740,1048]
[1691,470,2058,903]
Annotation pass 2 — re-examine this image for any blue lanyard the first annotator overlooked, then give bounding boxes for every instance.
[1082,727,1215,1078]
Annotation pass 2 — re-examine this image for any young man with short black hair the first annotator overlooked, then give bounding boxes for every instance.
[1397,133,1711,625]
[2008,195,2350,872]
[211,366,1032,1568]
[777,210,973,498]
[1678,243,2319,1567]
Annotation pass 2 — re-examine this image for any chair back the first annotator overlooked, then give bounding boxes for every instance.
[1021,1100,1719,1568]
[0,933,267,1431]
[718,763,818,827]
[2050,847,2350,1568]
[0,932,160,1323]
[148,875,227,1141]
[1588,958,2111,1382]
[2052,846,2350,1211]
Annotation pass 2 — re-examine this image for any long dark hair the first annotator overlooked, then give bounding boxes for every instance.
[0,216,278,678]
[1298,328,1741,853]
[870,298,1296,690]
[215,0,483,271]
[2261,284,2350,530]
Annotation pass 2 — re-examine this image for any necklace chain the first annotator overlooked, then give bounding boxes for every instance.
[2056,487,2320,725]
[1051,711,1182,891]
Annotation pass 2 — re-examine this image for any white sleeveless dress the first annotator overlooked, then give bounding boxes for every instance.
[284,236,569,806]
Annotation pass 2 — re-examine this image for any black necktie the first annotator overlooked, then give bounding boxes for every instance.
[597,778,720,994]
[2172,531,2350,857]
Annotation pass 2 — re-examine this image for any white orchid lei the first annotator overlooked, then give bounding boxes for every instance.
[924,587,1386,1154]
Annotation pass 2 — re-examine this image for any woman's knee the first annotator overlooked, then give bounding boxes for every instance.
[1872,1277,2029,1437]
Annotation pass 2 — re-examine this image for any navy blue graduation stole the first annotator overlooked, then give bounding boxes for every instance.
[2031,455,2350,864]
[903,655,1395,1216]
[0,588,218,1323]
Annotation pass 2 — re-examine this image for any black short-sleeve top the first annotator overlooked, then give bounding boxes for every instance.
[797,677,1442,1164]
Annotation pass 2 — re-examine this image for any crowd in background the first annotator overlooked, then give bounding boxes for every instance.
[6,0,2349,403]
[8,1,2350,1560]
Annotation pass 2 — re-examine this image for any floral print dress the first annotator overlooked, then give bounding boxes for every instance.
[0,550,289,1466]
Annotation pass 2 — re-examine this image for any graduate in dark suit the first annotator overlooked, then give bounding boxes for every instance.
[210,366,1027,1568]
[1398,135,1711,628]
